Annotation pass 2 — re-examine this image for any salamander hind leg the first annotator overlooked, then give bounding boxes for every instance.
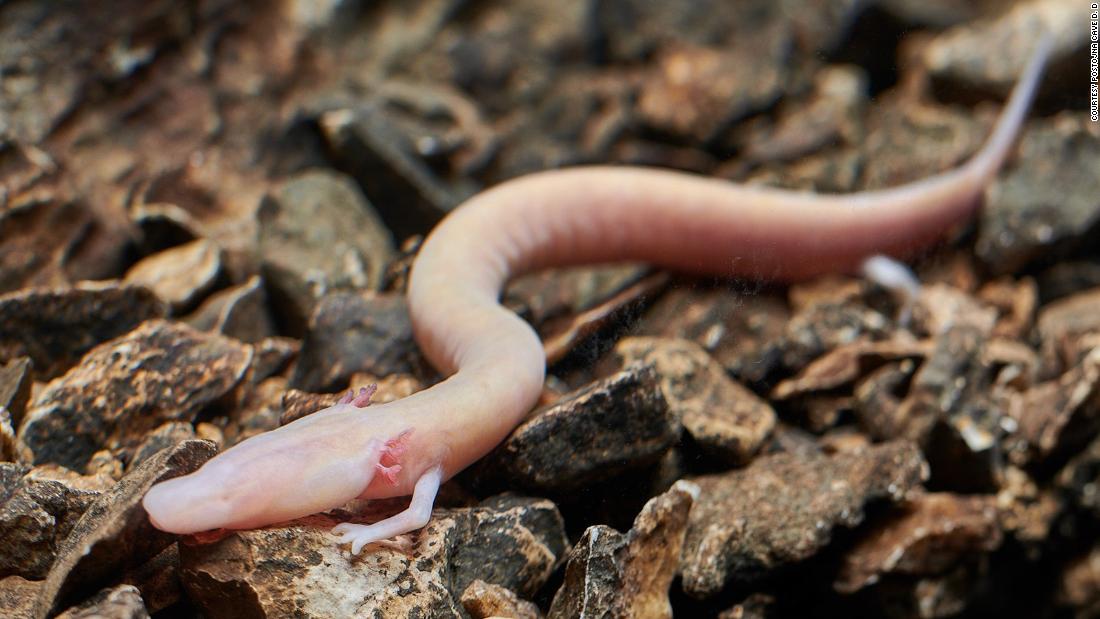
[332,465,444,555]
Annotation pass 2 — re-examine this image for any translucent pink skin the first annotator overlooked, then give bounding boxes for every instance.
[143,40,1049,538]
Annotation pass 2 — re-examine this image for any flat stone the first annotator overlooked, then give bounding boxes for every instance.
[472,363,677,494]
[179,494,567,618]
[681,441,927,597]
[33,440,216,619]
[1005,348,1100,465]
[290,291,419,392]
[460,579,542,619]
[636,286,789,386]
[0,283,166,380]
[613,337,775,464]
[17,320,251,471]
[1037,286,1100,371]
[0,356,32,428]
[54,584,149,619]
[923,0,1084,94]
[547,481,696,619]
[0,575,41,619]
[257,169,395,330]
[835,493,1001,594]
[123,239,222,314]
[185,275,276,343]
[0,463,113,580]
[977,116,1100,274]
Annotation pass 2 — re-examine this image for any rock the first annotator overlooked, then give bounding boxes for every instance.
[1058,543,1100,617]
[835,493,1002,594]
[54,584,149,619]
[472,363,677,494]
[637,40,786,142]
[1057,433,1100,519]
[33,440,216,619]
[977,116,1100,274]
[547,481,696,619]
[1004,348,1100,465]
[636,286,789,385]
[318,106,477,239]
[0,283,166,380]
[0,356,32,428]
[613,337,775,464]
[1036,286,1100,371]
[290,291,420,392]
[923,0,1085,94]
[0,575,40,619]
[248,337,300,383]
[461,580,542,619]
[0,463,114,580]
[126,423,197,471]
[681,441,927,597]
[123,239,222,313]
[185,276,276,343]
[257,169,395,330]
[18,320,251,471]
[179,494,567,618]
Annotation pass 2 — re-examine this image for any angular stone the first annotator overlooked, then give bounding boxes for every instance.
[54,584,149,619]
[474,364,676,494]
[0,464,113,580]
[547,481,696,619]
[0,357,32,429]
[460,580,541,619]
[977,117,1100,274]
[613,337,775,464]
[18,321,250,470]
[835,493,1002,594]
[923,0,1084,94]
[33,440,216,619]
[0,575,40,619]
[185,275,276,344]
[180,494,567,619]
[1005,348,1100,465]
[123,239,222,313]
[0,284,165,380]
[290,291,419,392]
[681,441,927,597]
[257,169,395,329]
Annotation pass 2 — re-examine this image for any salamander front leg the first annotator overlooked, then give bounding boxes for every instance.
[331,465,444,555]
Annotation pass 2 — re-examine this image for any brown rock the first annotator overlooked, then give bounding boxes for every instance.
[977,116,1100,275]
[473,363,677,494]
[54,584,149,619]
[127,423,197,471]
[257,169,395,329]
[0,283,166,380]
[33,440,216,619]
[1058,543,1100,617]
[547,481,696,619]
[637,40,784,142]
[0,357,32,428]
[248,336,300,384]
[1037,286,1100,371]
[1057,433,1100,518]
[180,494,567,618]
[0,409,15,463]
[1005,347,1100,465]
[0,463,114,580]
[461,580,542,619]
[613,337,775,464]
[682,441,928,597]
[17,320,251,470]
[290,291,420,392]
[773,339,931,401]
[835,493,1002,594]
[636,285,789,385]
[0,575,41,619]
[923,0,1083,94]
[185,276,277,344]
[123,239,222,314]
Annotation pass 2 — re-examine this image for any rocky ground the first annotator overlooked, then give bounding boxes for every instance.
[1,0,1099,617]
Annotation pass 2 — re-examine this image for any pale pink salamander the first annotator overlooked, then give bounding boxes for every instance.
[144,40,1051,554]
